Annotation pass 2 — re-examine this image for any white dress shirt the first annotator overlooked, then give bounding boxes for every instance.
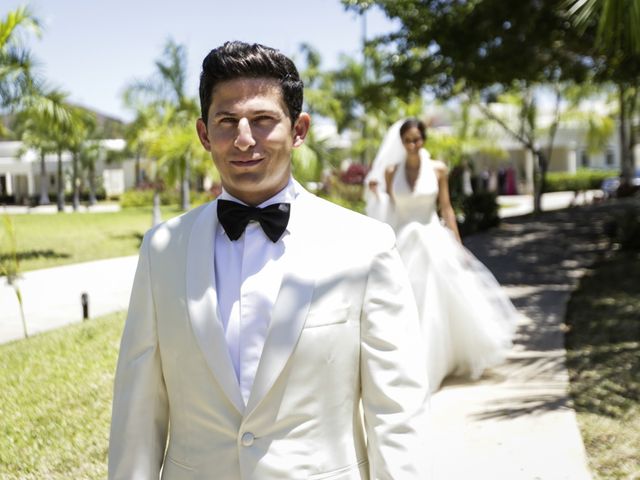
[214,178,297,404]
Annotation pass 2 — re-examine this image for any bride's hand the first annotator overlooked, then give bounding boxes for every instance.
[368,180,379,197]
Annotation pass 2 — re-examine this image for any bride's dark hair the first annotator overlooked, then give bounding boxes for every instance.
[399,118,427,141]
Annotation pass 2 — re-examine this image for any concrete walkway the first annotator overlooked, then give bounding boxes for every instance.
[1,256,137,343]
[0,192,616,478]
[429,201,619,479]
[0,203,121,215]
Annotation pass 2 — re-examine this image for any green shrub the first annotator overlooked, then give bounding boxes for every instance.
[120,189,216,208]
[615,208,640,251]
[544,170,612,193]
[317,192,365,214]
[459,192,500,237]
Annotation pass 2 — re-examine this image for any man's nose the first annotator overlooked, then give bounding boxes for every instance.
[233,118,256,151]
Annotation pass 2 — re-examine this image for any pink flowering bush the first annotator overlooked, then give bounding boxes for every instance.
[340,163,368,185]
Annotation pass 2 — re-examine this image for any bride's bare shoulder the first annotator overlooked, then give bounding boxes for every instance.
[430,159,449,173]
[385,164,399,175]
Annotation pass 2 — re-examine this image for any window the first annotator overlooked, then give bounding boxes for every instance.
[580,150,590,167]
[606,149,615,166]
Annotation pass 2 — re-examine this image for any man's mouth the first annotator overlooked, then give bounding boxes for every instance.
[230,158,264,168]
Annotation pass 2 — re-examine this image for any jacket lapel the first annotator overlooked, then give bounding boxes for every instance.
[186,200,245,414]
[244,188,317,415]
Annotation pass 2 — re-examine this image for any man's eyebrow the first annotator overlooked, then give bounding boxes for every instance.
[212,110,236,118]
[212,109,280,118]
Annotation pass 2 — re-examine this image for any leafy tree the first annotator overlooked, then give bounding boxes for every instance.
[298,43,422,175]
[343,0,596,212]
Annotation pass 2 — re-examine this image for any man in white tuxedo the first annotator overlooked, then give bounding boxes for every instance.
[109,41,430,479]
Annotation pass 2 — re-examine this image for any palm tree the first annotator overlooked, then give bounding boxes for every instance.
[81,142,102,206]
[0,6,41,112]
[566,0,640,53]
[14,90,74,205]
[123,38,198,212]
[565,0,640,183]
[66,108,97,210]
[147,106,211,209]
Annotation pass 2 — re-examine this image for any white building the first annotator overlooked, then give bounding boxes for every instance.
[423,100,639,194]
[0,139,137,204]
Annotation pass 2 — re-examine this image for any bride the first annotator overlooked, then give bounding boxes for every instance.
[365,118,519,393]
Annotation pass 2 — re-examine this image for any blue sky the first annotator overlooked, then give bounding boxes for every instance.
[3,0,399,121]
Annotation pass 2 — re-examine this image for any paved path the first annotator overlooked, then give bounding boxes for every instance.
[1,256,137,343]
[430,201,620,479]
[0,203,121,215]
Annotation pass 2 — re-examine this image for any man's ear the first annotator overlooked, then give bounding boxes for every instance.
[292,112,311,148]
[196,118,211,151]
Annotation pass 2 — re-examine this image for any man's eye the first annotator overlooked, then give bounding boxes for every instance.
[219,117,237,125]
[254,116,274,123]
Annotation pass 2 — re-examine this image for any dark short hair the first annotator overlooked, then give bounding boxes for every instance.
[198,41,303,125]
[400,118,427,141]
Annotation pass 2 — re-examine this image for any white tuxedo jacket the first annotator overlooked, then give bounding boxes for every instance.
[109,185,430,479]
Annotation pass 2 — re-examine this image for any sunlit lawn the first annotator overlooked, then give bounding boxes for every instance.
[0,311,125,479]
[565,251,640,480]
[1,207,183,272]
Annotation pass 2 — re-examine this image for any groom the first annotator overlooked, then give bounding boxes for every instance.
[109,41,429,479]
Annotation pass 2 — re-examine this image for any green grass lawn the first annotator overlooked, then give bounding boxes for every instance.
[0,312,125,479]
[1,207,183,272]
[565,251,640,479]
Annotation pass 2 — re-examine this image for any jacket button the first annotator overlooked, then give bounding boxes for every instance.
[241,432,254,447]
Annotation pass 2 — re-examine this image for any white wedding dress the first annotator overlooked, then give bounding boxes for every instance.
[367,154,518,393]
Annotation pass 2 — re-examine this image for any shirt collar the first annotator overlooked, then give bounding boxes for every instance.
[218,177,298,207]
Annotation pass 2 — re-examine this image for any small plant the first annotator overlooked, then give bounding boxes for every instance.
[1,215,28,338]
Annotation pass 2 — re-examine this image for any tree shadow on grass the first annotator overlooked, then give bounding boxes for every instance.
[565,252,640,419]
[0,250,71,263]
[109,231,144,248]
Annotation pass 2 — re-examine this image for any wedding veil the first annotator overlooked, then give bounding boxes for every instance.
[364,119,407,186]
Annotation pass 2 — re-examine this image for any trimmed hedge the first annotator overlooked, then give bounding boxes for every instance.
[120,189,215,208]
[544,170,613,193]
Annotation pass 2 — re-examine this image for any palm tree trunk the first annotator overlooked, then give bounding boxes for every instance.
[56,150,64,212]
[14,285,28,339]
[152,188,162,226]
[72,153,80,211]
[619,83,631,183]
[135,148,142,187]
[181,157,190,211]
[88,162,97,206]
[38,152,50,205]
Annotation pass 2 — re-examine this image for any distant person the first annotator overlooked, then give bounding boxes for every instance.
[505,166,518,195]
[366,118,520,392]
[461,159,474,196]
[109,42,429,479]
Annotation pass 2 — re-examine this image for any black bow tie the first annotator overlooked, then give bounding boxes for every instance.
[217,199,291,243]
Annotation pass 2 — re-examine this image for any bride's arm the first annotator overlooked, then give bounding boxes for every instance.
[435,163,462,243]
[384,165,398,204]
